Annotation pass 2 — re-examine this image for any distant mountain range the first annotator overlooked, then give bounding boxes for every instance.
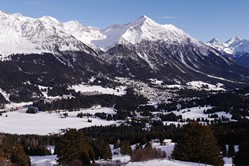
[206,37,249,68]
[0,11,249,102]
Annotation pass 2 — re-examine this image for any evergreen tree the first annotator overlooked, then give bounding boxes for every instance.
[10,144,30,166]
[56,129,95,165]
[103,143,112,160]
[70,159,83,166]
[221,144,227,156]
[131,145,166,162]
[91,139,111,160]
[227,143,235,157]
[120,140,132,156]
[172,122,224,166]
[233,137,249,165]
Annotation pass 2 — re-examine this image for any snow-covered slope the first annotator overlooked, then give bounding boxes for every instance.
[92,15,201,50]
[206,38,233,55]
[63,21,105,48]
[0,11,94,57]
[226,37,249,56]
[0,107,116,135]
[207,37,249,56]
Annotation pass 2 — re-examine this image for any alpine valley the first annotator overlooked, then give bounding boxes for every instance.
[1,11,249,166]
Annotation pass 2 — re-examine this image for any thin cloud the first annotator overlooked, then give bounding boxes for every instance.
[158,16,179,19]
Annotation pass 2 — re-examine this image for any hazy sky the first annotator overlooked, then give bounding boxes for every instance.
[0,0,248,42]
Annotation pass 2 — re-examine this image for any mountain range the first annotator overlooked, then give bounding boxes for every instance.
[0,11,249,102]
[206,37,249,68]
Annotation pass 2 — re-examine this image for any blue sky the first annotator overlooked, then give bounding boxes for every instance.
[0,0,248,42]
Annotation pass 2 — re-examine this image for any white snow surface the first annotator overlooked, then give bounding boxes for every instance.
[3,102,33,111]
[207,37,249,56]
[30,155,57,166]
[226,37,249,55]
[170,106,232,121]
[149,78,163,85]
[223,157,233,166]
[63,20,105,48]
[173,106,212,120]
[165,81,225,91]
[69,83,126,96]
[165,84,183,89]
[31,153,211,166]
[186,81,225,91]
[0,88,9,101]
[127,159,210,166]
[206,38,233,55]
[0,11,94,57]
[93,15,201,50]
[0,107,116,135]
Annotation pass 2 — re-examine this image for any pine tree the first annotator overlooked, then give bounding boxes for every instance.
[10,144,30,166]
[56,129,95,165]
[172,122,224,166]
[103,143,112,160]
[120,140,132,156]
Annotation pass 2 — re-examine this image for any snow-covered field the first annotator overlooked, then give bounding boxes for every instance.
[31,155,215,166]
[186,81,225,91]
[0,107,116,135]
[30,141,234,166]
[172,106,232,121]
[30,155,57,166]
[165,81,225,91]
[162,106,233,127]
[69,84,126,96]
[126,159,211,166]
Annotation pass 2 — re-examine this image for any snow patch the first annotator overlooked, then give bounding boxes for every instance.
[30,155,57,166]
[165,84,183,89]
[0,88,10,101]
[69,83,126,96]
[126,158,210,166]
[149,78,163,85]
[170,106,232,121]
[186,81,225,91]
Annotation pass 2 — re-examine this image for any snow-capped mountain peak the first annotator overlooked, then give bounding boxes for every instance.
[208,38,222,44]
[63,21,105,47]
[133,15,157,25]
[225,37,244,46]
[39,16,61,27]
[206,38,233,55]
[92,15,200,50]
[0,12,205,56]
[0,12,96,57]
[225,37,249,54]
[207,36,249,56]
